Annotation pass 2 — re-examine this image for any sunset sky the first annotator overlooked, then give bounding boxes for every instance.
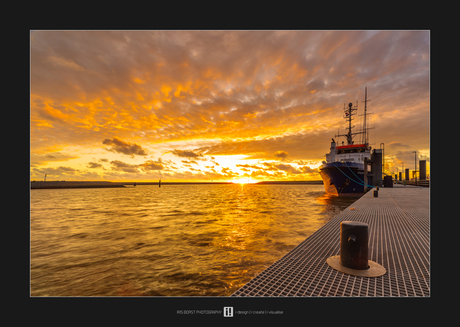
[30,30,430,182]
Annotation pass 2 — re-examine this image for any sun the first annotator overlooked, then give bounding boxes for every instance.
[231,178,257,184]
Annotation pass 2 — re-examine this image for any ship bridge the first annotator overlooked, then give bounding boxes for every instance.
[336,143,369,154]
[326,142,371,163]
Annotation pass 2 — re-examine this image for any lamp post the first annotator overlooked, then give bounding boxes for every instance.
[380,143,384,175]
[413,151,417,186]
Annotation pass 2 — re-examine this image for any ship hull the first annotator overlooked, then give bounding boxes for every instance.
[319,162,368,196]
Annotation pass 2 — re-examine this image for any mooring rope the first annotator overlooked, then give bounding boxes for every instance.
[344,161,376,188]
[331,162,375,188]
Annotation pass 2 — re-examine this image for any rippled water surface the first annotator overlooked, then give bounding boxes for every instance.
[30,184,359,296]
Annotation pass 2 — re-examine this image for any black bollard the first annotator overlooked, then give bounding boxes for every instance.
[373,189,378,197]
[340,221,369,270]
[327,221,386,277]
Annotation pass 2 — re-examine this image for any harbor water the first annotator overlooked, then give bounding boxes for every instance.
[30,184,359,296]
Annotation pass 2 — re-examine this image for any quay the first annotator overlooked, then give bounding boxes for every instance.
[232,184,429,297]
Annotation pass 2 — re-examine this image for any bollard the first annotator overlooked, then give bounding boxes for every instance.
[326,221,386,277]
[340,221,369,270]
[373,189,378,197]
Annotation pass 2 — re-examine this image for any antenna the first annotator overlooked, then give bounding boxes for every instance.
[356,87,375,146]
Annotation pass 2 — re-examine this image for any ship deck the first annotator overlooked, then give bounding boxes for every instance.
[231,185,430,297]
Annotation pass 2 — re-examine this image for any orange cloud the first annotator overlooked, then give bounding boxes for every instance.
[103,137,148,157]
[42,102,70,121]
[30,31,429,182]
[274,151,289,160]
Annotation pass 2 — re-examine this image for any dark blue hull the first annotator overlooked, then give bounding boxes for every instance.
[319,162,369,196]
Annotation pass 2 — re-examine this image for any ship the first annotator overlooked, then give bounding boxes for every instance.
[319,87,374,196]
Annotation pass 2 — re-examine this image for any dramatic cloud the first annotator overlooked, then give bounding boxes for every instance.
[103,138,147,157]
[236,164,263,169]
[140,160,164,171]
[87,162,102,169]
[109,160,140,173]
[31,152,79,166]
[30,30,430,182]
[171,149,203,158]
[274,163,303,174]
[274,151,289,161]
[301,166,317,174]
[221,167,239,178]
[387,141,411,148]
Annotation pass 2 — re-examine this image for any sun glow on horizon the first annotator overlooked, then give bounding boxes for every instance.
[231,177,257,184]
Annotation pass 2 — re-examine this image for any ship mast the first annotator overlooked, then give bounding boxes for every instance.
[336,101,358,145]
[335,87,373,147]
[362,87,370,146]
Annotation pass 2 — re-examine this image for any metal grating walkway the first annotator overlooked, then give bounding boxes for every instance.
[231,185,430,297]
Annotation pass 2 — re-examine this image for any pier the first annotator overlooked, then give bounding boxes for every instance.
[232,184,429,297]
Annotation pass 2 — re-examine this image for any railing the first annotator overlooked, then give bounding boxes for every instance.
[394,179,430,187]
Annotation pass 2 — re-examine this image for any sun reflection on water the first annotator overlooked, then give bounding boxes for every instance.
[31,184,359,296]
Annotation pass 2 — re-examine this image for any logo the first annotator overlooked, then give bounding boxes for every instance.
[223,307,233,317]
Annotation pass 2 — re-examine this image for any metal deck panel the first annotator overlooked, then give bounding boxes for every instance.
[231,185,430,297]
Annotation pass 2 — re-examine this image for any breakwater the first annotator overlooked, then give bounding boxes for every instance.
[30,181,126,189]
